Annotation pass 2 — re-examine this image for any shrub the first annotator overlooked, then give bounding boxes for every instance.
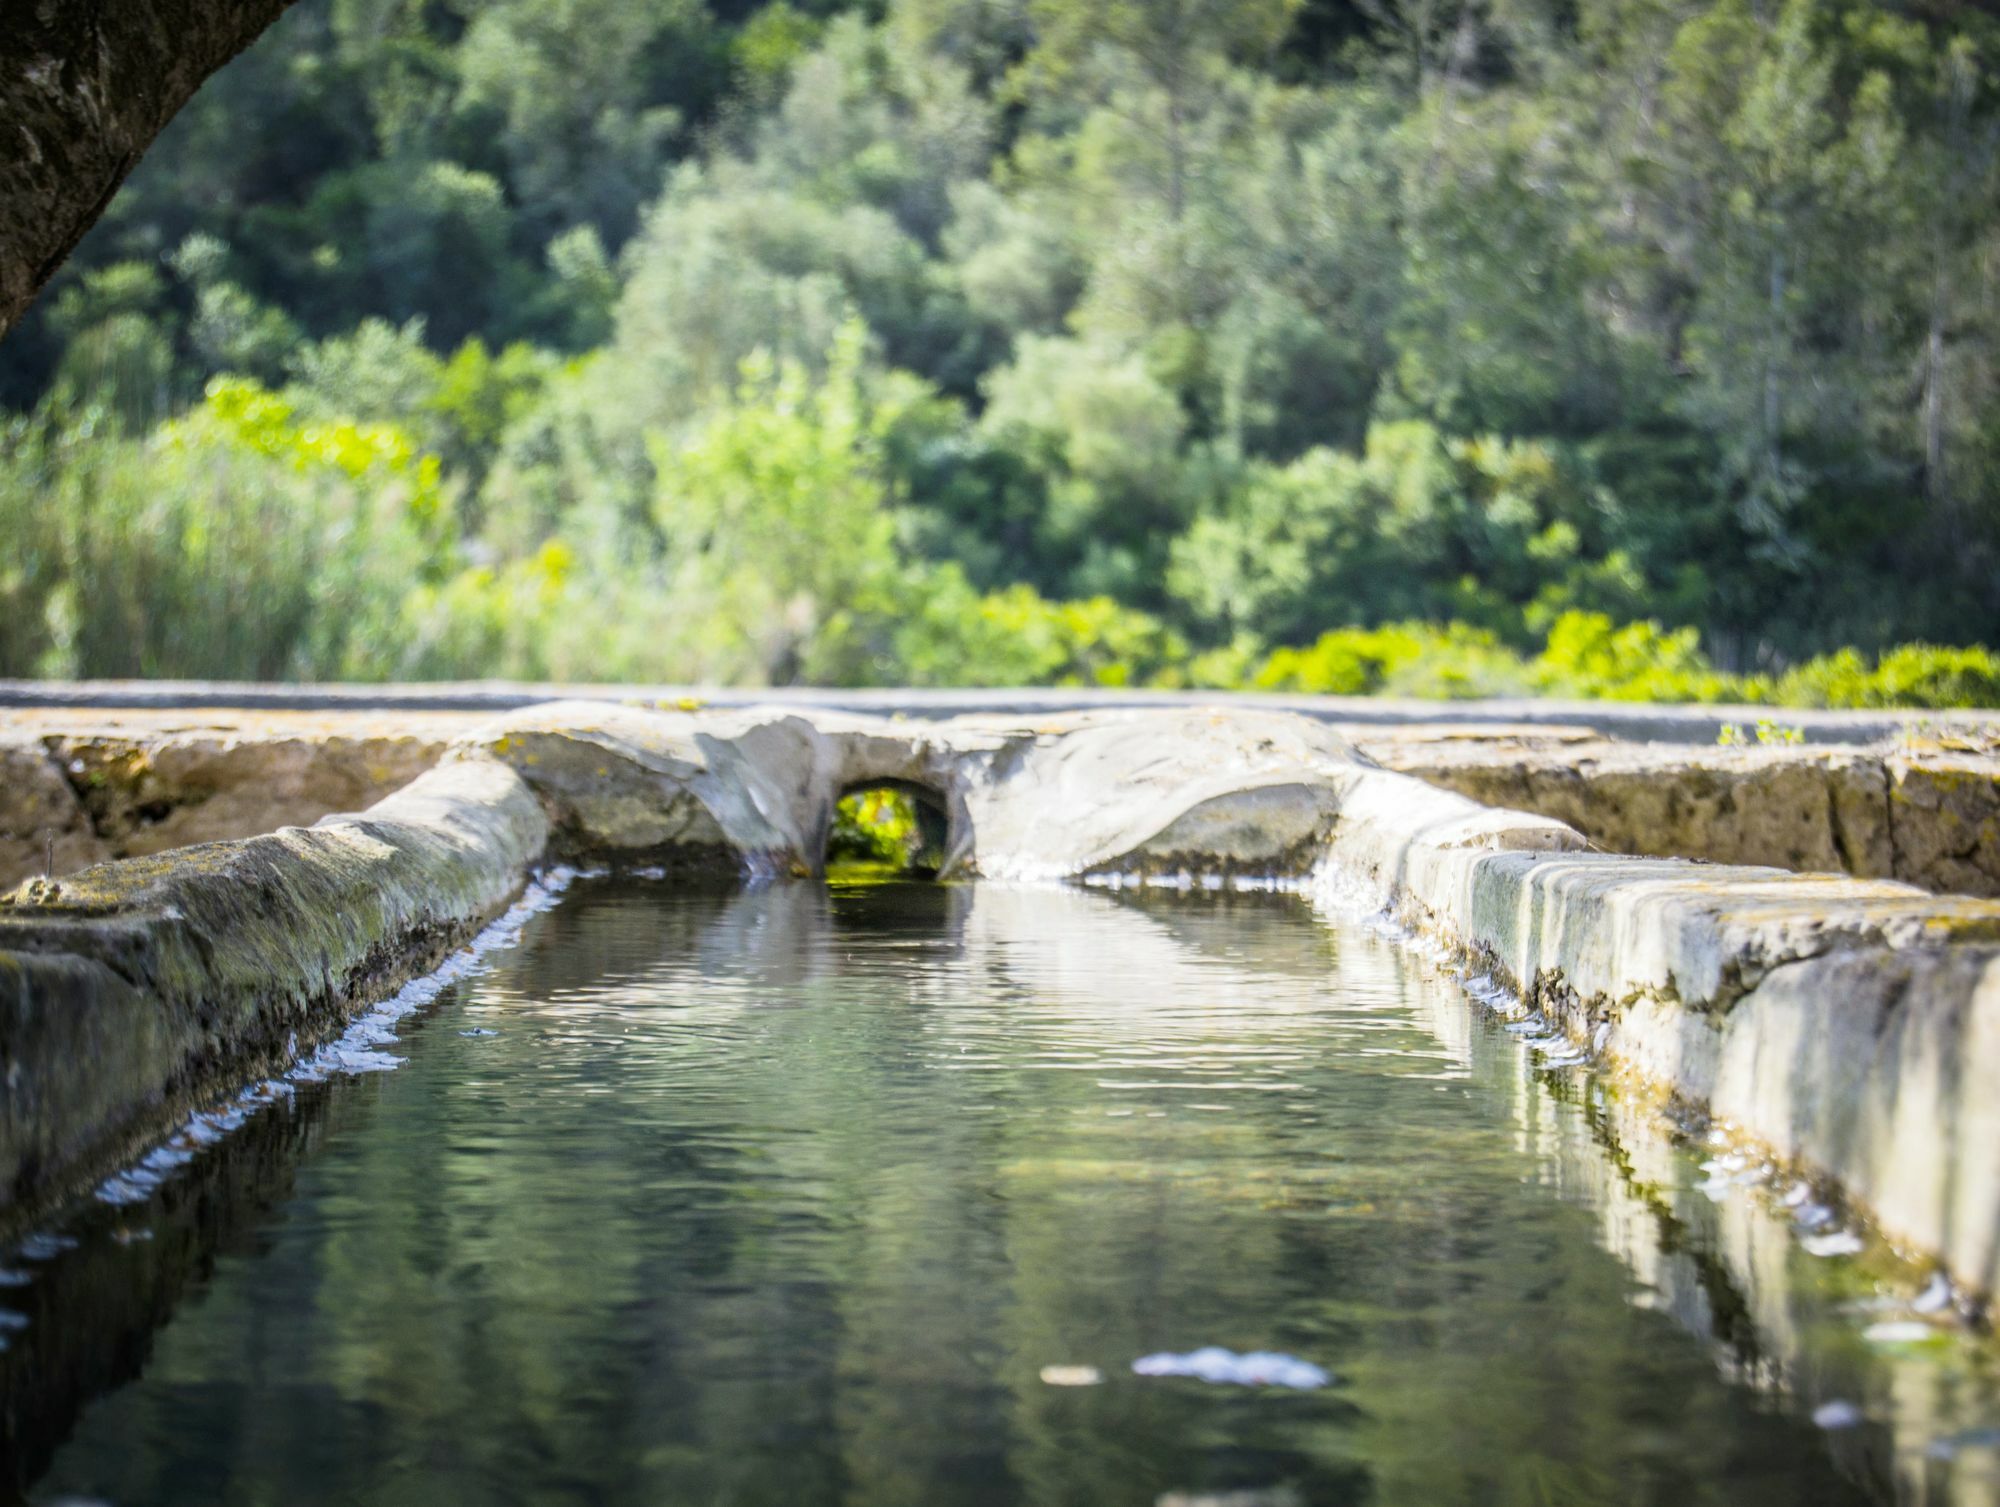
[0,381,446,680]
[893,568,1189,688]
[1773,643,2000,710]
[1526,611,1744,702]
[1252,622,1526,698]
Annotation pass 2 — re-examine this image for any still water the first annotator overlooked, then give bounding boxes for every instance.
[5,877,1997,1505]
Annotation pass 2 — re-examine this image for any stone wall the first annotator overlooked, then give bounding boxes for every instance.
[0,758,543,1224]
[0,711,470,890]
[1366,730,2000,897]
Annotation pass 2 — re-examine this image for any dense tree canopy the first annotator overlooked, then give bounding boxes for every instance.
[3,0,1998,701]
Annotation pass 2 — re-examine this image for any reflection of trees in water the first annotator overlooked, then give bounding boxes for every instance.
[20,879,1887,1507]
[0,1060,370,1502]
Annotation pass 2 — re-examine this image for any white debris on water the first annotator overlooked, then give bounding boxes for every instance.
[1693,1151,1773,1202]
[1082,870,1306,894]
[89,868,576,1213]
[1131,1347,1331,1389]
[1862,1321,1936,1345]
[1801,1231,1865,1258]
[1038,1365,1104,1386]
[1911,1272,1955,1314]
[1813,1400,1866,1430]
[93,1172,160,1207]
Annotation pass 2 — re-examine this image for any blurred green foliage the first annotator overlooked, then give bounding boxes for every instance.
[1250,615,2000,708]
[3,0,1999,706]
[826,787,924,870]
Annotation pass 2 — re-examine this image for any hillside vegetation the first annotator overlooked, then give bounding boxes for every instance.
[3,0,1998,704]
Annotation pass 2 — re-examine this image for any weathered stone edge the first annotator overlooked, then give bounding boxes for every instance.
[0,758,549,1236]
[8,678,1995,746]
[1313,765,2000,1304]
[1376,740,2000,898]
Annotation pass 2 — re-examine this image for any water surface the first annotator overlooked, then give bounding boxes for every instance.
[6,878,1995,1505]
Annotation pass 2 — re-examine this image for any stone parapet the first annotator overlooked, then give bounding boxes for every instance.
[1369,730,2000,896]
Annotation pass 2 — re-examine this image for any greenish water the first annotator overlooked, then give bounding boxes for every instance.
[5,878,1993,1505]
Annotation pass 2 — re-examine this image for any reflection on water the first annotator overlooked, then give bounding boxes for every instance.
[4,878,1996,1506]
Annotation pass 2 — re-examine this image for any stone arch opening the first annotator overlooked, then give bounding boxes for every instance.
[825,779,952,880]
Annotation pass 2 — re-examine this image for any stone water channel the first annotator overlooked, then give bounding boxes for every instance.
[2,700,1999,1502]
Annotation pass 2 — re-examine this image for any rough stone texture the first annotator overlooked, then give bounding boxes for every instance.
[10,702,2000,896]
[1705,948,2000,1305]
[55,731,445,858]
[960,708,1359,880]
[460,702,1368,881]
[458,702,835,870]
[1371,733,2000,897]
[0,758,546,1228]
[1887,753,2000,899]
[0,711,467,890]
[0,0,299,334]
[0,735,108,884]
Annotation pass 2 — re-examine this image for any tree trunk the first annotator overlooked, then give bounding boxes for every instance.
[0,0,298,337]
[1922,254,1953,546]
[1762,242,1786,494]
